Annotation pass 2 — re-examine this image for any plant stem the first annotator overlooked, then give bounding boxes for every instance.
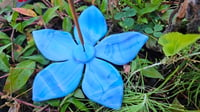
[0,92,41,109]
[151,66,179,94]
[10,29,15,63]
[126,51,200,84]
[0,91,58,112]
[0,74,9,79]
[67,0,84,46]
[92,0,95,5]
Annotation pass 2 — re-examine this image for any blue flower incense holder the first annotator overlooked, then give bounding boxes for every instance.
[32,6,148,109]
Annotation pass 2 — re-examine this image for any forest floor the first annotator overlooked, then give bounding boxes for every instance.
[0,0,200,112]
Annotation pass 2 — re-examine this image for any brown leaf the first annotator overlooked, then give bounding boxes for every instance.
[13,8,37,17]
[123,64,131,74]
[108,0,119,10]
[8,101,20,112]
[0,0,16,9]
[176,0,188,21]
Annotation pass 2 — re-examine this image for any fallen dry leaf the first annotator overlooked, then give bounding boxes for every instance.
[8,101,20,112]
[13,8,37,17]
[123,64,131,74]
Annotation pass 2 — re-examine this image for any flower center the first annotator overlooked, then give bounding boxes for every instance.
[73,44,95,63]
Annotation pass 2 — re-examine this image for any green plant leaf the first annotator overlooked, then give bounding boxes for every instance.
[0,43,11,53]
[67,98,89,112]
[153,24,163,32]
[185,110,200,112]
[23,47,36,57]
[12,23,23,33]
[141,67,164,79]
[8,11,19,23]
[18,39,35,57]
[0,31,10,45]
[4,60,36,93]
[62,17,72,32]
[131,58,152,71]
[151,0,162,5]
[14,35,26,45]
[42,6,59,24]
[46,99,60,107]
[146,38,161,52]
[119,18,134,29]
[21,17,39,29]
[100,0,108,13]
[123,8,136,17]
[131,60,137,72]
[63,1,72,18]
[53,0,63,10]
[0,53,10,72]
[60,103,70,112]
[158,32,200,56]
[121,102,145,112]
[22,55,49,65]
[153,32,162,38]
[0,31,10,40]
[114,7,136,20]
[135,0,141,6]
[144,27,153,34]
[76,5,88,12]
[14,17,39,33]
[74,89,85,99]
[59,94,73,112]
[138,3,160,16]
[33,2,46,15]
[137,17,148,24]
[114,12,125,20]
[172,98,185,109]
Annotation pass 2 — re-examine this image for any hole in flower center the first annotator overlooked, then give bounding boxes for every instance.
[73,44,95,63]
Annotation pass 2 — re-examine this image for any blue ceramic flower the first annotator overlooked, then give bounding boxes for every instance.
[32,6,148,109]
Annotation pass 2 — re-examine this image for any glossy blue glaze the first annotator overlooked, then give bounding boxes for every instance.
[32,29,77,61]
[96,32,148,65]
[83,58,123,109]
[32,60,84,101]
[74,6,107,45]
[73,44,95,63]
[32,5,148,110]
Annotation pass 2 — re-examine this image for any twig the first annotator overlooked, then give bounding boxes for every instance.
[131,62,163,76]
[36,105,49,112]
[0,74,9,79]
[177,52,200,60]
[15,99,41,109]
[0,16,7,22]
[68,0,84,45]
[0,27,13,32]
[41,0,52,8]
[162,1,179,5]
[105,23,114,37]
[0,91,58,112]
[74,0,82,3]
[92,0,95,5]
[15,88,32,98]
[0,92,41,109]
[10,29,15,63]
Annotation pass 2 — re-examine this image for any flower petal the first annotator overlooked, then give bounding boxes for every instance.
[32,60,84,101]
[74,6,107,45]
[33,29,77,61]
[82,58,123,109]
[95,32,148,65]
